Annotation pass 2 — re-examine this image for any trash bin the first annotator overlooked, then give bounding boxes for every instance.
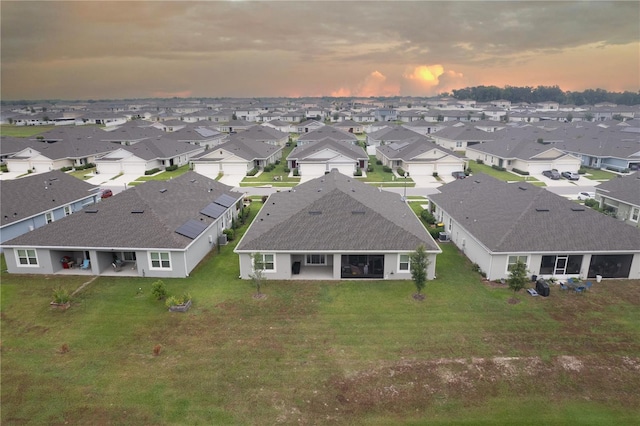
[536,279,550,297]
[531,274,538,282]
[292,261,301,275]
[596,275,602,283]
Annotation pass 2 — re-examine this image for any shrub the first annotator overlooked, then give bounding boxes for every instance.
[432,172,438,178]
[420,209,436,225]
[366,165,373,173]
[354,168,362,176]
[293,168,299,176]
[578,167,587,174]
[283,167,290,173]
[263,163,275,172]
[261,195,268,203]
[223,228,235,241]
[476,159,484,165]
[145,168,161,175]
[0,164,8,173]
[382,165,392,173]
[165,165,178,172]
[428,226,444,240]
[491,165,506,171]
[397,167,407,177]
[247,167,258,176]
[151,280,167,300]
[376,159,383,165]
[512,168,529,175]
[584,198,599,208]
[60,166,73,172]
[52,287,71,304]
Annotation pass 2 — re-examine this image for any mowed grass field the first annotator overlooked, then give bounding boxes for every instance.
[2,219,640,424]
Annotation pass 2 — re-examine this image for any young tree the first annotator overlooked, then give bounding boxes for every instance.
[250,253,266,297]
[410,245,430,299]
[508,259,528,294]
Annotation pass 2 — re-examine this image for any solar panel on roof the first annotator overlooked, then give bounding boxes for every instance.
[214,194,236,208]
[200,202,226,219]
[175,219,207,239]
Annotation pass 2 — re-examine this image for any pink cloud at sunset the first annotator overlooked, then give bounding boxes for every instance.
[1,1,637,100]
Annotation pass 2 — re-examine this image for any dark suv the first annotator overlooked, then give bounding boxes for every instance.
[542,169,560,180]
[451,171,466,180]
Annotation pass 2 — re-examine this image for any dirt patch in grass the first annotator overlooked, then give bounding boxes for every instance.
[302,355,640,422]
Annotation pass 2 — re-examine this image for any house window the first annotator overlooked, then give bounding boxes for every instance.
[631,207,639,223]
[45,211,54,224]
[123,251,137,262]
[16,249,38,266]
[507,255,528,272]
[150,252,171,269]
[255,253,275,271]
[456,141,463,148]
[399,254,411,271]
[64,205,72,216]
[306,254,326,265]
[539,255,583,275]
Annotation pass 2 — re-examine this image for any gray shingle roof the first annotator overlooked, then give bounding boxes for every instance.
[288,138,367,161]
[1,170,98,226]
[2,172,240,249]
[429,173,640,253]
[596,172,640,207]
[235,170,440,252]
[297,125,358,143]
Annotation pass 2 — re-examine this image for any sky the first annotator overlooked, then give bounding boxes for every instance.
[1,1,639,100]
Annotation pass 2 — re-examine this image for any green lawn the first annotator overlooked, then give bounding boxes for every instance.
[241,143,301,185]
[133,165,191,182]
[468,160,543,184]
[0,125,56,137]
[582,168,617,181]
[2,207,640,424]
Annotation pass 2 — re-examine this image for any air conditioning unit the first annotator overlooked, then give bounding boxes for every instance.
[218,234,228,246]
[438,232,450,242]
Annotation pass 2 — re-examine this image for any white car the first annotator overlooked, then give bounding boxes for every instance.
[577,191,595,200]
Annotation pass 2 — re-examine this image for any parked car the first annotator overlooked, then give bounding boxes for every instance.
[561,171,580,180]
[100,189,113,199]
[577,191,595,200]
[542,169,561,180]
[451,171,466,180]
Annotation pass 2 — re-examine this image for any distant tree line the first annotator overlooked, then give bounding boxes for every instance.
[450,85,640,106]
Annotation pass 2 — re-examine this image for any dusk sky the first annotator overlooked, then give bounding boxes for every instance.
[1,1,639,100]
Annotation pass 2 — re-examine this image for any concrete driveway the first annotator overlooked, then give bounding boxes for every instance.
[218,174,245,187]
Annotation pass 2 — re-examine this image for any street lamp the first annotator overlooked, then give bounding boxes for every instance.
[402,172,408,201]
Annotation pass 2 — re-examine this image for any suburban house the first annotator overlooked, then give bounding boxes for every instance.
[217,119,254,133]
[4,128,119,174]
[234,170,441,280]
[296,125,359,146]
[1,172,243,278]
[595,172,640,228]
[428,173,640,281]
[1,170,99,245]
[190,133,284,178]
[95,137,204,176]
[366,125,424,147]
[465,127,582,174]
[261,119,294,134]
[235,125,288,146]
[333,119,364,134]
[376,137,467,177]
[402,120,445,136]
[296,119,325,134]
[287,138,369,180]
[430,123,497,152]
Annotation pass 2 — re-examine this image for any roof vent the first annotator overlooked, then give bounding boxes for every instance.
[309,211,322,215]
[571,206,585,211]
[518,186,527,190]
[85,209,98,213]
[352,210,365,215]
[159,188,167,193]
[131,210,145,214]
[535,208,549,212]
